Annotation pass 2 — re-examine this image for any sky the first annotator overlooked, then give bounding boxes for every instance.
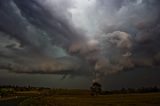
[0,0,160,89]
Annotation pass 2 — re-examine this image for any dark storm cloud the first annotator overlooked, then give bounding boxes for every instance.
[0,0,89,76]
[0,0,160,83]
[13,0,82,43]
[92,0,160,80]
[68,0,160,81]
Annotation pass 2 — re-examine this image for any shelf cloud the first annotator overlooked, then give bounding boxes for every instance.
[0,0,160,82]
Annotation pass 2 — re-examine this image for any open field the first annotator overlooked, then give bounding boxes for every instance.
[0,88,160,106]
[0,96,27,106]
[19,93,160,106]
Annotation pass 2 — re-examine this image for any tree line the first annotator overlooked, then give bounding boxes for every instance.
[0,85,160,98]
[103,86,160,95]
[90,82,160,95]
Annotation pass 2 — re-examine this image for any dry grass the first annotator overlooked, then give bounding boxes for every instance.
[20,93,160,106]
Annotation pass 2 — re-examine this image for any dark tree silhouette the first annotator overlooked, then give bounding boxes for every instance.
[90,82,102,96]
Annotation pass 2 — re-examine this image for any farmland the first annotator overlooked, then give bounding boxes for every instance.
[0,87,160,106]
[20,93,160,106]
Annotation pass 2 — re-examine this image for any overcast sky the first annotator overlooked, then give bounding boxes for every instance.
[0,0,160,89]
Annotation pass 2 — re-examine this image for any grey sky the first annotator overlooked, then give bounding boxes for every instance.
[0,0,160,89]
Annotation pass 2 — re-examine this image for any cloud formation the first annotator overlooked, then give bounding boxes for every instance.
[69,0,160,81]
[0,0,160,82]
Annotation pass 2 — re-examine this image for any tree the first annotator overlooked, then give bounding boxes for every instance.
[90,82,102,96]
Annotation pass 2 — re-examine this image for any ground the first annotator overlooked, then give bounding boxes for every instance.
[0,89,160,106]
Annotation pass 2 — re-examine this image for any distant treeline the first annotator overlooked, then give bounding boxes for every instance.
[0,85,49,91]
[0,85,51,97]
[0,85,89,97]
[0,85,160,98]
[103,86,160,95]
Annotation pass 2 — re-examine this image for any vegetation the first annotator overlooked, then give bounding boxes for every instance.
[20,93,160,106]
[90,82,102,96]
[103,86,160,95]
[0,85,160,106]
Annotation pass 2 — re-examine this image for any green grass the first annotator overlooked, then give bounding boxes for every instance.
[20,93,160,106]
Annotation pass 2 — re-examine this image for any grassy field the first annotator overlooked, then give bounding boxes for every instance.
[0,96,28,106]
[0,90,40,106]
[1,89,160,106]
[19,93,160,106]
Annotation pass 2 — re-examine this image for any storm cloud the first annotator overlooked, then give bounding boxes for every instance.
[0,0,89,76]
[0,0,160,83]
